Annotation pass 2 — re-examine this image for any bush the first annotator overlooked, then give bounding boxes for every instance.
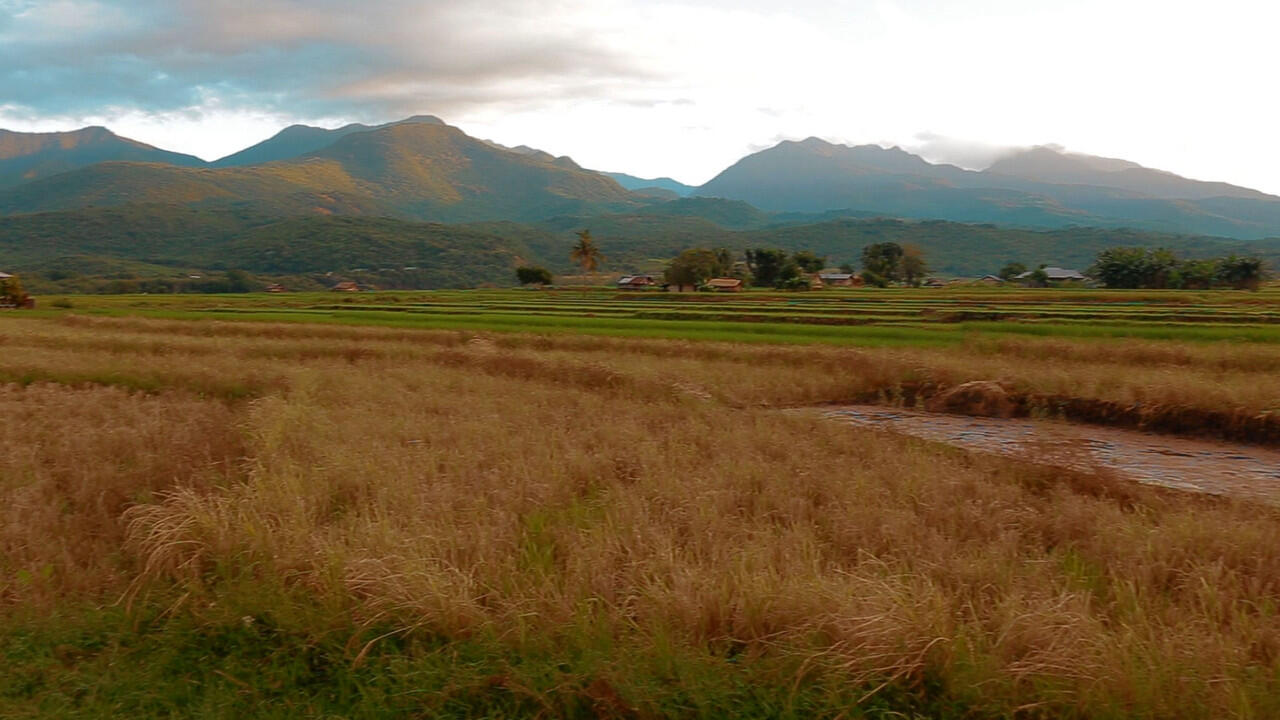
[516,266,553,285]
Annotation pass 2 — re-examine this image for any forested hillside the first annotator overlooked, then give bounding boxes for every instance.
[4,204,1276,292]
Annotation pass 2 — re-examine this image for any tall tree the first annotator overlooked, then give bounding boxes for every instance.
[569,229,604,283]
[713,247,734,275]
[744,248,789,287]
[664,248,721,287]
[998,262,1026,281]
[1217,255,1267,290]
[791,250,825,274]
[861,242,904,282]
[900,245,929,287]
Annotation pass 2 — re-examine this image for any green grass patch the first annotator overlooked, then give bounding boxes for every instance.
[1,608,971,719]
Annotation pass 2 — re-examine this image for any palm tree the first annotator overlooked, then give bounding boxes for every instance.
[569,229,604,286]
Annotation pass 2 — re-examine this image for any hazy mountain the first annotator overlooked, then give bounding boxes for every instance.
[0,121,642,222]
[211,115,445,167]
[695,137,1280,239]
[0,126,206,188]
[987,146,1274,201]
[632,197,772,229]
[602,172,696,197]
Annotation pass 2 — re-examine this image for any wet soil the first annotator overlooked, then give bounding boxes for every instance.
[818,405,1280,503]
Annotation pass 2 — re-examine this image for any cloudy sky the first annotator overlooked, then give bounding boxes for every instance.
[1,0,1277,191]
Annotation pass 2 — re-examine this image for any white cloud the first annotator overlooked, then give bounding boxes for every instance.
[1,0,1277,192]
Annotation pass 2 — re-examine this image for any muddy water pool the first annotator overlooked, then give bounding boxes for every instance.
[818,406,1280,503]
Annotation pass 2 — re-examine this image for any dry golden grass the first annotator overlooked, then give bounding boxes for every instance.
[3,314,1280,716]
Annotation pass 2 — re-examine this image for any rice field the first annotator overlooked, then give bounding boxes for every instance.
[3,286,1280,717]
[33,285,1280,347]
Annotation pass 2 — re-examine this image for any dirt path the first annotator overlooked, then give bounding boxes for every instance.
[817,406,1280,503]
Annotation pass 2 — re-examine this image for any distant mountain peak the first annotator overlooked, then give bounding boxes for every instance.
[988,145,1273,201]
[396,114,445,125]
[212,114,450,167]
[0,125,205,188]
[600,171,696,197]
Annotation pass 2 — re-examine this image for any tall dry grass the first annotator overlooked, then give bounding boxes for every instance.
[3,314,1280,716]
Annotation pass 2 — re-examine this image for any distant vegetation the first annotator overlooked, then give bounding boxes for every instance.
[3,203,1280,294]
[1089,247,1268,289]
[742,248,824,289]
[662,247,735,288]
[515,265,553,285]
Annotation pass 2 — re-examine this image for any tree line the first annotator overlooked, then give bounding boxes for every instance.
[519,229,1269,292]
[515,235,936,289]
[1087,248,1267,290]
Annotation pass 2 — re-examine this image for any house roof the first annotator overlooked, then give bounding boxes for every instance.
[0,271,12,279]
[617,275,654,285]
[1016,267,1086,280]
[706,277,742,288]
[818,273,855,280]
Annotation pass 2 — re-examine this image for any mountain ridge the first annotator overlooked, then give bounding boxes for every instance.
[986,146,1274,202]
[3,118,1280,239]
[0,126,207,189]
[0,121,644,223]
[211,115,446,167]
[694,137,1280,239]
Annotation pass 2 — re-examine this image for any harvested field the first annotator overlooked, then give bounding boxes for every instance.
[3,290,1280,717]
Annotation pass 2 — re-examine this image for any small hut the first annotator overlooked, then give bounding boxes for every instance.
[706,278,743,292]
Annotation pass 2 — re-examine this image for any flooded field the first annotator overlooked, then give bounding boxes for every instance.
[820,406,1280,503]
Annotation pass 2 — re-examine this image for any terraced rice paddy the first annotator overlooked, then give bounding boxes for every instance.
[38,285,1280,346]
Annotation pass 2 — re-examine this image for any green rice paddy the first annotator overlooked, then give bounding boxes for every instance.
[25,285,1280,346]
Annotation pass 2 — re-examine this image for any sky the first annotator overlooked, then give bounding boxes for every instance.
[1,0,1277,192]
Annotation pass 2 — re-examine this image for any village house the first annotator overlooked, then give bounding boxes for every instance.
[332,281,360,292]
[815,272,862,288]
[1015,267,1087,283]
[265,283,287,293]
[616,275,656,290]
[706,277,743,292]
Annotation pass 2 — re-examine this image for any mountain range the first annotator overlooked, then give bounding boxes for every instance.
[1,117,1278,239]
[0,120,639,222]
[1,115,1278,290]
[696,138,1280,239]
